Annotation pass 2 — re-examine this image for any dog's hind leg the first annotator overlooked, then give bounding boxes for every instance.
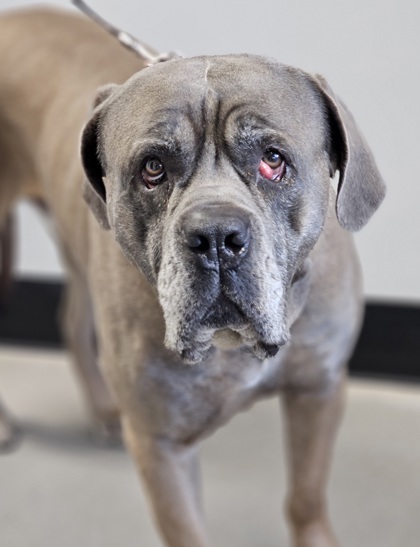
[281,372,346,547]
[123,418,210,547]
[0,213,14,301]
[0,146,23,454]
[60,262,120,443]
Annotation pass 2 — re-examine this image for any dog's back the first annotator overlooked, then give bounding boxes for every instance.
[0,7,143,252]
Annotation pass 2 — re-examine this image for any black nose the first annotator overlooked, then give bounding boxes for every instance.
[181,204,251,270]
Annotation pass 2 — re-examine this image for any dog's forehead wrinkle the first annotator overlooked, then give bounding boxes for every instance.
[105,55,327,169]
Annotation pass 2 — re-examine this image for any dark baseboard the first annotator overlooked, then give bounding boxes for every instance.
[0,279,63,349]
[0,279,418,383]
[349,302,419,382]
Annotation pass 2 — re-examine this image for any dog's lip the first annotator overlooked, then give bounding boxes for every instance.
[253,341,282,359]
[203,293,289,348]
[202,294,247,329]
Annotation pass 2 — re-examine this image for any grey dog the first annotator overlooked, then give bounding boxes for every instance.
[0,7,385,547]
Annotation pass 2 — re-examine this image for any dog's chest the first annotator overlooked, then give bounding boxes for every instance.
[194,350,286,401]
[141,350,287,442]
[238,355,285,392]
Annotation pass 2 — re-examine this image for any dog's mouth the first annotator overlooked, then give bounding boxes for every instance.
[172,292,287,364]
[159,243,290,365]
[212,327,282,358]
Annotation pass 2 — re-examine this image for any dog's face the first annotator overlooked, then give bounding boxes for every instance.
[81,55,385,364]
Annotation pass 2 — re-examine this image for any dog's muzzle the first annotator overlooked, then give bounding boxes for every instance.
[159,201,288,363]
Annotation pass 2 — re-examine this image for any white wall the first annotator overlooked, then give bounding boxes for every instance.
[1,0,419,302]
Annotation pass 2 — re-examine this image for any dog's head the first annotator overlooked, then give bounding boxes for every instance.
[80,55,385,364]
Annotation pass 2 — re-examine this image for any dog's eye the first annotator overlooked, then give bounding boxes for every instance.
[142,157,166,188]
[259,148,286,182]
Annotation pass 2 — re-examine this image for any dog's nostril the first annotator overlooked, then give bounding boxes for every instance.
[225,231,248,254]
[187,234,211,253]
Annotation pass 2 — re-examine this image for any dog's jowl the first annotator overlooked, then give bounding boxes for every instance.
[0,7,385,547]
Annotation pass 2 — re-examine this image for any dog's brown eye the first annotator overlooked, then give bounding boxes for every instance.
[259,148,286,182]
[263,148,283,168]
[142,157,165,188]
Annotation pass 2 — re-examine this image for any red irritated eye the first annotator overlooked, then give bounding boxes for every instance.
[259,148,286,182]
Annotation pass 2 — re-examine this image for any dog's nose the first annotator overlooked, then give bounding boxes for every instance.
[181,205,251,270]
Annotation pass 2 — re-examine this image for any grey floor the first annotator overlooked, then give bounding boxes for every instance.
[0,348,419,547]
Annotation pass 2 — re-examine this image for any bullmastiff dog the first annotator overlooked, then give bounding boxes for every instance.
[0,6,385,547]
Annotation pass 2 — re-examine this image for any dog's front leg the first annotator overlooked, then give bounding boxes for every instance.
[281,372,346,547]
[122,417,210,547]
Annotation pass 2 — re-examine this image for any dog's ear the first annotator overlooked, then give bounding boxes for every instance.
[311,74,385,232]
[80,84,119,230]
